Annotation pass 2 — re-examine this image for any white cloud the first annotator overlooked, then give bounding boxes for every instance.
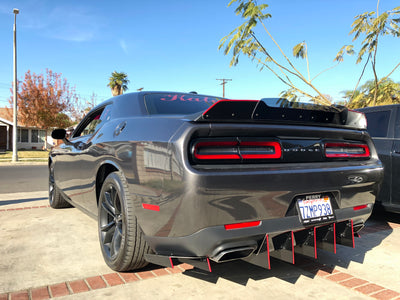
[4,2,104,42]
[120,39,129,54]
[43,6,101,42]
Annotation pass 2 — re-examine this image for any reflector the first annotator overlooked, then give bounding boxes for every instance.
[353,204,368,211]
[224,221,261,230]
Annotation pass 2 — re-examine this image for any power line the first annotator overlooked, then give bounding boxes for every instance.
[216,78,232,98]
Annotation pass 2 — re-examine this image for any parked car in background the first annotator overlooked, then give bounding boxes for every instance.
[358,104,400,213]
[49,92,383,272]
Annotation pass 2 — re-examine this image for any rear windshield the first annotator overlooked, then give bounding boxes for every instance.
[144,93,222,115]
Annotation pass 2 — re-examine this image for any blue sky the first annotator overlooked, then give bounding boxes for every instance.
[0,0,400,108]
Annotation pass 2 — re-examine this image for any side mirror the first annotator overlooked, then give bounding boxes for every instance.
[51,129,67,140]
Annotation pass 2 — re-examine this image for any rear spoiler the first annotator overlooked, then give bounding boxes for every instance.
[194,99,367,130]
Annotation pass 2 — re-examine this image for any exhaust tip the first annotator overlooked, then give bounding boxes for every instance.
[211,246,256,263]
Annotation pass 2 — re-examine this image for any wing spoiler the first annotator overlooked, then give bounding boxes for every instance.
[193,99,367,130]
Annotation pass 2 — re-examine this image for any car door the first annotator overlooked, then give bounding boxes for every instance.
[363,108,394,207]
[54,105,109,207]
[67,105,112,211]
[390,106,400,210]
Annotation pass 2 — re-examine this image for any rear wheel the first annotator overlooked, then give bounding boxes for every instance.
[98,171,150,271]
[49,164,72,209]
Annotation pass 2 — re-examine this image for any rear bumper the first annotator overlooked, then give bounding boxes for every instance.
[137,160,382,239]
[144,204,371,258]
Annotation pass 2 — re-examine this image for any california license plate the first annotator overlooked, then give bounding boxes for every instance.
[296,194,336,225]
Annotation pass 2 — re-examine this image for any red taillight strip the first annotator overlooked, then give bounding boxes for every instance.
[193,141,240,160]
[325,142,370,158]
[193,140,281,161]
[314,227,317,259]
[266,234,271,270]
[224,220,261,230]
[142,203,160,211]
[334,222,337,254]
[240,141,282,159]
[206,257,212,272]
[351,219,355,248]
[353,204,368,211]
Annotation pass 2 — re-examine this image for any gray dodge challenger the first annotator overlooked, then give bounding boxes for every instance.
[49,91,383,272]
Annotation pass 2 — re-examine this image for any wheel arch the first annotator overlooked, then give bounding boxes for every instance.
[96,160,121,205]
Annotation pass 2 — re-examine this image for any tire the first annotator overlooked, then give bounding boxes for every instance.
[98,171,151,271]
[49,164,72,209]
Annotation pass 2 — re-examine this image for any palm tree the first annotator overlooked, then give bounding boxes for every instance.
[107,71,130,96]
[343,78,400,109]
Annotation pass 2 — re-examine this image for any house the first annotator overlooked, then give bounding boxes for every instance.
[0,116,12,151]
[0,107,52,150]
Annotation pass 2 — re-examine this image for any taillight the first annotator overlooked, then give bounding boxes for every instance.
[324,142,370,158]
[193,141,240,160]
[240,141,281,159]
[192,139,281,163]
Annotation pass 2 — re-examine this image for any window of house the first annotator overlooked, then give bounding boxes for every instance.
[31,129,46,143]
[39,130,46,142]
[31,130,39,143]
[18,129,29,143]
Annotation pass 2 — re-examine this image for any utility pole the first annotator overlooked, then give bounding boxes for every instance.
[216,78,232,98]
[12,8,19,162]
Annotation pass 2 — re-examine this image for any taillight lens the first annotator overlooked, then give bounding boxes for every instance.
[193,141,240,160]
[324,142,370,158]
[192,139,281,162]
[240,141,282,159]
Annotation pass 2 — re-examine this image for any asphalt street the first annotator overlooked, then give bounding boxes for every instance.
[0,163,47,193]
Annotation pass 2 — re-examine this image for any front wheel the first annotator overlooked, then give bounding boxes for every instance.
[98,171,150,271]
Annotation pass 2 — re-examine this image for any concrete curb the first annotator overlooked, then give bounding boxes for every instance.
[0,264,193,300]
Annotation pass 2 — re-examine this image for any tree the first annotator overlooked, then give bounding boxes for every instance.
[220,0,400,107]
[344,1,400,106]
[70,92,99,124]
[342,78,400,108]
[9,69,78,149]
[107,71,129,96]
[219,0,355,106]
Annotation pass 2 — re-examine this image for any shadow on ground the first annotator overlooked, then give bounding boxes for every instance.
[0,197,48,206]
[167,212,399,286]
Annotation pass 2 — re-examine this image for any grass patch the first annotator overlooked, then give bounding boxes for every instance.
[0,150,49,160]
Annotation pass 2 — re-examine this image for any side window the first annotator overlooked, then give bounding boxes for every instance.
[73,105,112,138]
[81,114,102,137]
[365,110,391,138]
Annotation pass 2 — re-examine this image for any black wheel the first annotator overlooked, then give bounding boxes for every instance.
[98,171,150,271]
[49,164,72,209]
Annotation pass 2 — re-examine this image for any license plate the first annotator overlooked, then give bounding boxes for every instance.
[296,194,336,225]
